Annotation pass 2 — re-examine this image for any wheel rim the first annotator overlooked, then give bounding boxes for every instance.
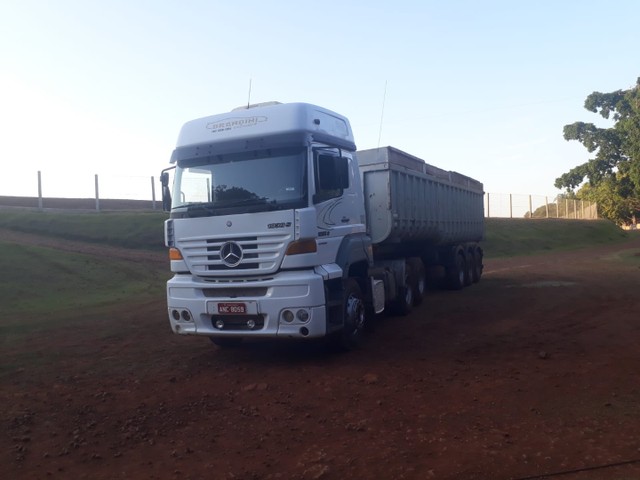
[475,248,483,279]
[404,285,413,306]
[417,275,426,297]
[346,294,365,333]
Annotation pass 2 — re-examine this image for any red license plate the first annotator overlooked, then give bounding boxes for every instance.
[217,302,247,314]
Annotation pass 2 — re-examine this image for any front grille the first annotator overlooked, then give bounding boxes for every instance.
[207,237,258,270]
[178,232,291,276]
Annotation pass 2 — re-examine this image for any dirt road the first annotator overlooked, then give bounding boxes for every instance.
[2,234,640,480]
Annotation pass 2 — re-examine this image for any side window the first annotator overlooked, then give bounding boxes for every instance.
[313,153,350,204]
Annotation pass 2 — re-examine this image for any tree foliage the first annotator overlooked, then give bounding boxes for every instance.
[555,78,640,224]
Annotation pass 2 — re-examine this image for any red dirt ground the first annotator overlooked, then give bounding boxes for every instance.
[2,233,640,480]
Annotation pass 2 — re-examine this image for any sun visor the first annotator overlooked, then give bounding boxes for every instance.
[170,131,312,164]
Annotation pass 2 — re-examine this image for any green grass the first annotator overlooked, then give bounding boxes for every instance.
[601,247,640,265]
[0,238,168,376]
[0,210,168,250]
[0,211,631,328]
[0,211,628,258]
[0,241,166,327]
[483,218,629,258]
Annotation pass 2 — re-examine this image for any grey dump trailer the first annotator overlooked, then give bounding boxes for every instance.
[357,146,485,308]
[358,146,484,245]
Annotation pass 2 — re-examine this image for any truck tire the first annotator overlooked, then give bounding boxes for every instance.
[464,249,474,286]
[409,258,426,306]
[446,251,466,290]
[393,284,414,316]
[471,245,483,283]
[329,279,366,351]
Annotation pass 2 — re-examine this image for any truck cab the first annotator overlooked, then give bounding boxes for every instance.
[163,102,374,348]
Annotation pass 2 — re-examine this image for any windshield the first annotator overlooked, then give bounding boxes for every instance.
[171,147,307,217]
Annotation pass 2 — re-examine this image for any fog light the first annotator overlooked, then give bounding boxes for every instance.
[282,310,294,322]
[181,310,192,321]
[296,309,309,322]
[247,319,256,329]
[215,319,225,329]
[172,310,180,321]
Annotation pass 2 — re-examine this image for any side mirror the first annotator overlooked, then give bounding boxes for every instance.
[160,170,172,211]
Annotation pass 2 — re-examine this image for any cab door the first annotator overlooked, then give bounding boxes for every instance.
[313,149,365,264]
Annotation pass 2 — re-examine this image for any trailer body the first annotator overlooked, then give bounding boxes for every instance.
[358,146,484,246]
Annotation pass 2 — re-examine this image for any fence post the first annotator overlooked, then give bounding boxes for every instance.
[486,193,490,218]
[509,193,513,218]
[573,199,577,219]
[565,198,568,218]
[37,171,43,211]
[545,197,549,218]
[151,176,156,210]
[95,174,100,212]
[528,195,533,219]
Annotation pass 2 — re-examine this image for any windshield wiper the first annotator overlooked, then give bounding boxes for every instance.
[180,197,289,218]
[220,197,267,207]
[185,202,218,217]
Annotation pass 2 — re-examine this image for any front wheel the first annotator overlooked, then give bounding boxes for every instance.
[329,279,366,351]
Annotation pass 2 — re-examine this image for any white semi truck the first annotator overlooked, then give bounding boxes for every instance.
[161,102,484,349]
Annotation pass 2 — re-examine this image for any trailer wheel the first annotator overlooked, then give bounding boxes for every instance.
[446,251,466,290]
[329,279,366,351]
[210,337,243,348]
[464,249,474,286]
[471,246,483,283]
[409,258,426,305]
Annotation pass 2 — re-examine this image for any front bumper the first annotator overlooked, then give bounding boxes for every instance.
[166,270,327,339]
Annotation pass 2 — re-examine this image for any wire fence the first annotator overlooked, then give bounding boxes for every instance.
[484,193,598,219]
[0,171,162,211]
[0,171,598,219]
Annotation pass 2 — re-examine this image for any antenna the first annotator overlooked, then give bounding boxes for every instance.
[377,80,388,148]
[247,78,252,108]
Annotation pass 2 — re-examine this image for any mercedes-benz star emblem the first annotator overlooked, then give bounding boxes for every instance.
[220,241,243,267]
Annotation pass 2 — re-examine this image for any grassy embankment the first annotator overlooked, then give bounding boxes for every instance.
[0,212,629,330]
[0,213,629,314]
[0,210,167,250]
[482,217,628,258]
[0,211,169,327]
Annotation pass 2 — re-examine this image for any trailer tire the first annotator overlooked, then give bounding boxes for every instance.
[464,249,474,286]
[409,258,426,305]
[329,279,366,351]
[471,246,483,283]
[446,251,466,290]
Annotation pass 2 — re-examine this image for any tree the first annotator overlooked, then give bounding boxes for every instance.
[555,77,640,224]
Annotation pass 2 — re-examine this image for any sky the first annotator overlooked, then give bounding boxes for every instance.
[1,0,639,200]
